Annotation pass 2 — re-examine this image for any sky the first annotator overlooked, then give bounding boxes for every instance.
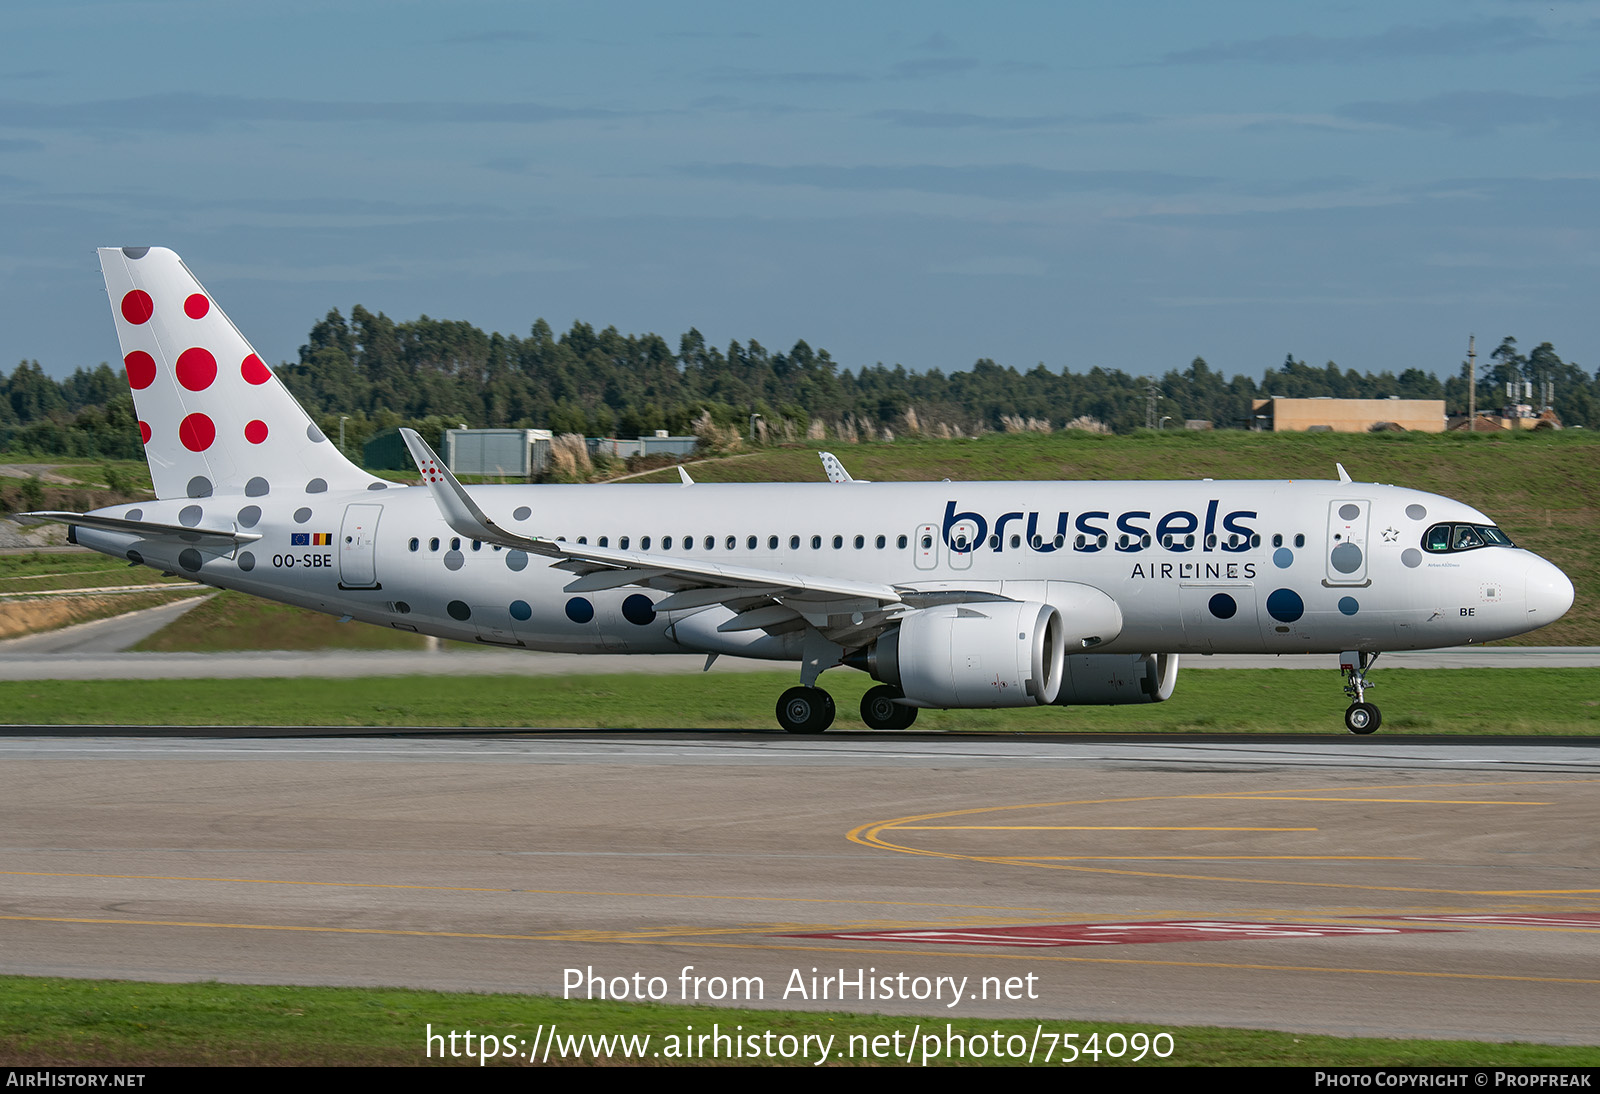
[3,0,1598,385]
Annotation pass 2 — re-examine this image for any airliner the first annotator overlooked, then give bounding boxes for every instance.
[28,247,1575,734]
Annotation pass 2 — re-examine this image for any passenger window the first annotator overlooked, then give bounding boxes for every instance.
[705,536,716,550]
[576,536,586,545]
[1011,534,1021,549]
[472,540,482,551]
[640,536,650,550]
[812,535,822,549]
[1273,534,1283,547]
[598,536,608,548]
[664,536,673,549]
[450,538,460,550]
[408,537,419,552]
[619,536,629,550]
[832,535,843,549]
[429,537,440,551]
[790,535,800,550]
[1294,534,1305,548]
[768,535,778,549]
[898,535,908,549]
[854,535,864,549]
[745,536,755,549]
[875,535,886,549]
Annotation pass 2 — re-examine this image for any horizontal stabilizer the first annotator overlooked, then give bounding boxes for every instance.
[20,510,261,547]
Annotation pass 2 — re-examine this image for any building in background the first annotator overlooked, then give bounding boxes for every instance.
[1251,397,1446,433]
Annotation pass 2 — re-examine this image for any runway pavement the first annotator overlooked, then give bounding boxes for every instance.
[2,731,1597,1045]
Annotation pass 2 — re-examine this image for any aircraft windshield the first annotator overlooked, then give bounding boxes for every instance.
[1423,523,1516,553]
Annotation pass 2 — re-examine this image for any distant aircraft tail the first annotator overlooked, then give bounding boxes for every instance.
[98,246,379,501]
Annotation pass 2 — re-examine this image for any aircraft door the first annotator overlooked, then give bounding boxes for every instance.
[913,523,939,571]
[338,504,382,589]
[946,517,979,571]
[1326,499,1371,585]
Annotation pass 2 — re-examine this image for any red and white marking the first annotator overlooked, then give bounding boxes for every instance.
[1366,913,1600,929]
[790,920,1453,947]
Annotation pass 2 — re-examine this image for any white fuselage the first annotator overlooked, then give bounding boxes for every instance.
[76,477,1573,659]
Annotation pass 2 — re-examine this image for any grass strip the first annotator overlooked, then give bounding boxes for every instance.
[0,976,1594,1066]
[0,668,1595,733]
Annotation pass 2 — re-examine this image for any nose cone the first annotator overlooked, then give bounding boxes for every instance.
[1525,556,1575,627]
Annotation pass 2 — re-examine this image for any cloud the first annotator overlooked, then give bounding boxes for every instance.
[1162,18,1552,65]
[0,93,626,133]
[1337,89,1600,133]
[678,162,1213,201]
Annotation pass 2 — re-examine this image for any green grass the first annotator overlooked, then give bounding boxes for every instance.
[624,430,1600,646]
[1,976,1593,1066]
[0,549,192,594]
[131,589,429,651]
[1,667,1594,732]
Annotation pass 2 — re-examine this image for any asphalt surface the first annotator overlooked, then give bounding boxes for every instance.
[2,731,1597,1045]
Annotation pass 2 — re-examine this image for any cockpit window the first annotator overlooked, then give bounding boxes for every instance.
[1424,523,1515,553]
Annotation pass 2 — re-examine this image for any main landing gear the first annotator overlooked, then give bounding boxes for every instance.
[773,684,918,733]
[1340,650,1381,735]
[776,686,834,734]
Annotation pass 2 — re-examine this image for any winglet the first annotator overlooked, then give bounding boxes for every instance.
[679,466,695,485]
[401,428,549,552]
[819,451,854,484]
[1336,462,1352,484]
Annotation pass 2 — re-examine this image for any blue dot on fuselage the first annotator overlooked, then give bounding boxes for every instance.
[510,600,532,621]
[1338,596,1359,616]
[1266,588,1304,623]
[565,597,594,624]
[622,593,656,626]
[1273,547,1294,569]
[1208,593,1237,619]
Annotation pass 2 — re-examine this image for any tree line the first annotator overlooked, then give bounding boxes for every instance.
[3,305,1596,461]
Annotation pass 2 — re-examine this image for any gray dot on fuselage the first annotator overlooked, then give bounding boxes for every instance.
[122,247,150,259]
[178,548,203,572]
[246,477,270,497]
[125,508,143,521]
[307,424,326,442]
[1331,542,1363,574]
[187,476,212,498]
[506,550,528,572]
[367,482,387,490]
[1406,504,1427,521]
[1339,503,1360,521]
[513,506,531,521]
[1402,548,1422,568]
[237,505,261,528]
[179,505,203,527]
[306,478,327,493]
[237,551,256,572]
[443,550,464,571]
[294,507,312,524]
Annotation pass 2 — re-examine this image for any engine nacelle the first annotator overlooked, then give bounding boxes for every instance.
[1055,653,1179,705]
[861,600,1065,708]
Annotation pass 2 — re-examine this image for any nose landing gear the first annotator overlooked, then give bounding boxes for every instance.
[1340,650,1381,734]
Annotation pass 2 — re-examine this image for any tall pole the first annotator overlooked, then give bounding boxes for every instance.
[1466,335,1476,430]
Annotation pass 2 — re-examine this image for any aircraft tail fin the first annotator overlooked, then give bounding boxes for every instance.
[98,247,381,501]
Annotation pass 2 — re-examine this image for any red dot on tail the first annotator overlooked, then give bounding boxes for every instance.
[138,421,151,445]
[120,290,153,325]
[241,354,271,385]
[184,293,210,319]
[175,347,217,391]
[245,419,269,444]
[124,350,157,390]
[179,412,216,452]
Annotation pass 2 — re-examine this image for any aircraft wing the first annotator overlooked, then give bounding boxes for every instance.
[19,510,262,549]
[401,429,906,643]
